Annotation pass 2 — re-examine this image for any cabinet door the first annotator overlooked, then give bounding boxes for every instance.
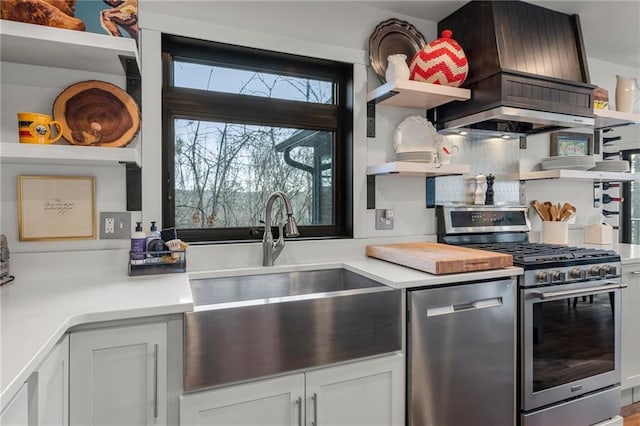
[0,383,29,426]
[622,262,640,389]
[180,373,305,426]
[305,354,404,426]
[70,323,167,426]
[37,335,69,426]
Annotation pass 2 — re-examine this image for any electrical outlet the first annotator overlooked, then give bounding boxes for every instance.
[100,212,131,239]
[105,218,115,234]
[375,209,394,230]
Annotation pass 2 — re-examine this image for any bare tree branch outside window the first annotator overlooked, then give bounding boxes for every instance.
[173,63,333,230]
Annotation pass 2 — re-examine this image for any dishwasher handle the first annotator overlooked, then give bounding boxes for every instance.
[427,297,503,317]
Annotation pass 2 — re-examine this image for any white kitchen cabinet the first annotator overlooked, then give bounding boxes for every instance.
[70,322,167,426]
[180,353,404,426]
[180,373,305,426]
[0,383,29,426]
[305,353,404,426]
[0,336,68,426]
[622,261,640,392]
[37,335,69,426]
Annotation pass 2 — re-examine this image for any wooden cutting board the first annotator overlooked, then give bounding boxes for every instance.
[366,242,513,275]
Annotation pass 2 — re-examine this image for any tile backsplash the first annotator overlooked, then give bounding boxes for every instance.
[436,135,521,205]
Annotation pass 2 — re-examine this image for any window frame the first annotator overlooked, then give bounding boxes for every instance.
[161,34,353,243]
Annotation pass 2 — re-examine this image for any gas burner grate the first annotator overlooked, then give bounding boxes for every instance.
[467,243,619,266]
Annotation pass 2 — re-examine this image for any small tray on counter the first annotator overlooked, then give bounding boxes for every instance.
[128,250,186,276]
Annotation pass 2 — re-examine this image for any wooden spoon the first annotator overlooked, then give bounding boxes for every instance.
[559,203,572,221]
[540,202,551,221]
[531,200,547,221]
[549,204,559,221]
[538,201,551,221]
[560,204,576,222]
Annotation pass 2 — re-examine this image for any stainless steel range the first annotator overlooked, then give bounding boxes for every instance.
[437,205,625,426]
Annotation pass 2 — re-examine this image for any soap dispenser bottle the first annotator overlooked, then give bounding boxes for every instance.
[146,221,165,257]
[130,222,147,264]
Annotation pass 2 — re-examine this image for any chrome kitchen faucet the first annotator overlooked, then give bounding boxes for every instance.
[262,191,299,266]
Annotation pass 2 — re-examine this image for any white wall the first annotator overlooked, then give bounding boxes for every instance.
[589,58,640,114]
[2,1,639,262]
[137,1,440,244]
[0,63,139,253]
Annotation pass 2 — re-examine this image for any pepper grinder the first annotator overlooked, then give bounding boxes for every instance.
[485,174,495,205]
[474,174,486,205]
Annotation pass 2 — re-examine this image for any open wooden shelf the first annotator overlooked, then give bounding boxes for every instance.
[0,142,140,167]
[367,162,470,177]
[367,79,470,109]
[0,19,139,75]
[518,169,640,182]
[594,109,640,129]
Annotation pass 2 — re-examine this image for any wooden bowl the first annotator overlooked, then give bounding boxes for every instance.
[52,80,140,147]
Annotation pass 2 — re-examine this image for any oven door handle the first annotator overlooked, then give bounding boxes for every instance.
[534,283,628,300]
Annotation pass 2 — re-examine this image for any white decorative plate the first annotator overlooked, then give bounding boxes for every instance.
[540,156,595,170]
[590,160,630,172]
[396,151,436,162]
[393,115,439,153]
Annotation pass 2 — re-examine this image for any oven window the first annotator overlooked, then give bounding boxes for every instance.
[532,293,615,392]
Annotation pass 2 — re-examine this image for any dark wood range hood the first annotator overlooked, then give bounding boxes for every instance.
[429,0,596,136]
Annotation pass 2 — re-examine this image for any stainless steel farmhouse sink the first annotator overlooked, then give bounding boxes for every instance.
[184,268,401,391]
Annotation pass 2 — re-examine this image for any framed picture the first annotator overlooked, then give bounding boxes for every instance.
[18,176,96,241]
[550,132,594,157]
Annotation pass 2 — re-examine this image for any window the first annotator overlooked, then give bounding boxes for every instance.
[162,35,353,242]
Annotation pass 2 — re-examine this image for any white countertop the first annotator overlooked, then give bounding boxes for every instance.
[344,259,523,289]
[2,239,639,409]
[0,249,192,409]
[589,243,640,265]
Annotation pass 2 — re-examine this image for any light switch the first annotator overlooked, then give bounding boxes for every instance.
[375,209,394,230]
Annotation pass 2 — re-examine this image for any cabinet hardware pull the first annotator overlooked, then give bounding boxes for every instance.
[312,392,318,426]
[296,397,302,426]
[154,343,159,419]
[631,271,640,275]
[535,283,627,299]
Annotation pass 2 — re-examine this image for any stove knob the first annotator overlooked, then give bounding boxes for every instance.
[604,265,617,276]
[536,271,549,283]
[590,266,606,277]
[552,270,566,281]
[570,268,583,279]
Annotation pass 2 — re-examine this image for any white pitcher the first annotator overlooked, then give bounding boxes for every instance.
[615,75,640,113]
[385,54,410,82]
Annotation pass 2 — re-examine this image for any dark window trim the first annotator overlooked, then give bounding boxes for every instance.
[621,149,639,243]
[163,34,347,82]
[161,34,353,243]
[163,91,339,131]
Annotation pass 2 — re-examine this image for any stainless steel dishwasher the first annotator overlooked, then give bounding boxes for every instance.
[407,278,516,426]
